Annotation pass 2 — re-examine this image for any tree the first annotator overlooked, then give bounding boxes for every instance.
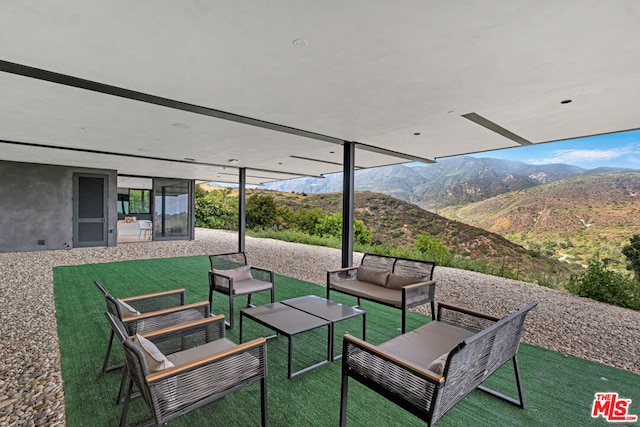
[246,193,277,229]
[622,234,640,283]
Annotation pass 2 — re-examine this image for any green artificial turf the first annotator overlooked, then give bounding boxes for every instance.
[53,256,639,426]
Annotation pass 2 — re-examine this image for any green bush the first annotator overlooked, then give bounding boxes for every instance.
[246,193,277,229]
[415,233,452,265]
[194,187,237,230]
[622,234,640,283]
[315,213,372,245]
[567,261,640,310]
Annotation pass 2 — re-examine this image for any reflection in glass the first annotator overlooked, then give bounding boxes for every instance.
[153,179,191,239]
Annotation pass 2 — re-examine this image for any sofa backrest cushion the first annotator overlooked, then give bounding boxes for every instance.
[357,267,389,287]
[385,273,429,290]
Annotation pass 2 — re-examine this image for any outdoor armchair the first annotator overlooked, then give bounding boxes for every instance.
[96,281,209,372]
[116,313,268,426]
[209,252,275,328]
[96,281,187,372]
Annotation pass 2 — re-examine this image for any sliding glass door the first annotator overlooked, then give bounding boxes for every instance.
[152,178,194,240]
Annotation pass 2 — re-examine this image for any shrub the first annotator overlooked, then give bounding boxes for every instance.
[246,193,277,229]
[195,187,237,230]
[415,233,452,265]
[315,213,372,245]
[567,261,640,310]
[622,234,640,283]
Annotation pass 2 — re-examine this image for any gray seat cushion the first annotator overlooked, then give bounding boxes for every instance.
[231,278,273,295]
[330,279,401,306]
[378,321,475,368]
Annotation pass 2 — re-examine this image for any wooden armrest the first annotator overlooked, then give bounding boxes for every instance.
[437,302,500,322]
[327,267,358,274]
[120,288,186,302]
[343,334,444,384]
[146,337,267,382]
[121,301,209,322]
[402,279,436,290]
[139,314,226,339]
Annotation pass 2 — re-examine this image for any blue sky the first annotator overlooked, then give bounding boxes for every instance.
[467,129,640,170]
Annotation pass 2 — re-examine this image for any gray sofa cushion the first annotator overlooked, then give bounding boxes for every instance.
[330,279,401,306]
[385,273,428,290]
[356,267,389,286]
[378,321,474,368]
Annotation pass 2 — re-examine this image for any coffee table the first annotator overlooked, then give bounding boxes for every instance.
[239,295,365,378]
[281,295,366,361]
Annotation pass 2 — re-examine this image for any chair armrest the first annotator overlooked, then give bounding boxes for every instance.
[402,280,436,307]
[327,267,358,274]
[326,267,358,287]
[437,302,500,321]
[120,288,186,312]
[140,314,226,340]
[146,337,267,383]
[343,334,444,384]
[436,302,500,331]
[249,266,274,282]
[122,301,210,322]
[121,301,210,335]
[120,288,186,303]
[139,315,227,354]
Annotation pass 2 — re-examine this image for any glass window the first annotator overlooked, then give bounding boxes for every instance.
[128,189,151,214]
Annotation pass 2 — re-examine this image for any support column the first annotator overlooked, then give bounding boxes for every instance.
[238,168,246,253]
[342,142,355,268]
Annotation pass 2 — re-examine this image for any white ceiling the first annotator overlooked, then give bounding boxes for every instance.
[1,1,640,185]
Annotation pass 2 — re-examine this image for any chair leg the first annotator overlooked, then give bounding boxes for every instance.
[117,366,129,404]
[339,371,349,426]
[476,355,526,408]
[260,376,268,427]
[247,294,253,307]
[401,309,407,334]
[270,287,275,303]
[228,297,235,329]
[430,300,436,321]
[119,379,134,427]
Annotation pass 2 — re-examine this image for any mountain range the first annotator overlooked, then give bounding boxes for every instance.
[263,157,640,272]
[262,156,635,210]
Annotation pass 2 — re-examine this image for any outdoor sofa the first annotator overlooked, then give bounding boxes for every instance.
[339,300,538,426]
[327,254,436,333]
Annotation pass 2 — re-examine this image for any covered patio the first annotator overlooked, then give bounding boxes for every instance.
[2,2,640,425]
[2,1,640,261]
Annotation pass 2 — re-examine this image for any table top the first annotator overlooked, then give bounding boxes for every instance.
[241,302,330,336]
[281,295,365,322]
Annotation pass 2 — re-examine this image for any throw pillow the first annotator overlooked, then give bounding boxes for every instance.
[133,334,177,402]
[385,273,428,290]
[427,352,449,376]
[117,299,140,317]
[212,265,253,282]
[356,267,389,287]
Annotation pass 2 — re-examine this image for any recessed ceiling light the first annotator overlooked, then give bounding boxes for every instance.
[228,159,239,164]
[560,99,572,104]
[172,122,189,129]
[292,38,308,47]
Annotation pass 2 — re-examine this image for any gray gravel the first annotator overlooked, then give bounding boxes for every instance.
[0,228,638,426]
